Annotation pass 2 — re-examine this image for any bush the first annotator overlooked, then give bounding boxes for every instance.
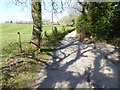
[76,2,120,41]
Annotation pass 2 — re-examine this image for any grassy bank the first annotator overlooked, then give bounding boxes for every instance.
[1,23,75,88]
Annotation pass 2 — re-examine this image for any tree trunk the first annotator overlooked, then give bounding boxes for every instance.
[30,0,42,50]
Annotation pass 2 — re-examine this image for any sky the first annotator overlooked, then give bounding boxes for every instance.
[0,0,73,23]
[0,1,32,23]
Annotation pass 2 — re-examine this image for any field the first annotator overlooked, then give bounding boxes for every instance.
[0,23,73,61]
[1,24,66,46]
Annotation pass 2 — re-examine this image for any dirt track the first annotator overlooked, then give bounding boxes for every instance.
[33,31,120,88]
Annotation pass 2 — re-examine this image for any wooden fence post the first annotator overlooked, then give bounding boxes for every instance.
[17,32,22,53]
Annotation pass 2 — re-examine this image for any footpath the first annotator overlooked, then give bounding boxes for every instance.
[33,31,119,88]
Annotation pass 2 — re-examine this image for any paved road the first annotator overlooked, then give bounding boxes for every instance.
[33,31,119,88]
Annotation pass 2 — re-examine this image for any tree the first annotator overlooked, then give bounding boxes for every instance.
[30,0,42,50]
[30,0,71,50]
[13,0,72,51]
[76,2,120,40]
[13,0,42,50]
[59,12,78,26]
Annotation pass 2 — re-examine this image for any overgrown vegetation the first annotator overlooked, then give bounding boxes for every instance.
[1,24,75,88]
[76,2,120,47]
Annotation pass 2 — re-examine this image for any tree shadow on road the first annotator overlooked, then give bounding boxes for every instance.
[90,48,120,88]
[36,37,119,89]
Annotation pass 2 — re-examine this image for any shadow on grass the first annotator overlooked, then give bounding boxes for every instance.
[41,48,54,52]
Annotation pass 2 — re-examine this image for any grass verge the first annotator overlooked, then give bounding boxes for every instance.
[1,26,75,88]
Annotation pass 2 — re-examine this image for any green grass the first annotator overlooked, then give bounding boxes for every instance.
[1,24,71,46]
[1,24,73,62]
[1,24,32,47]
[1,23,75,88]
[1,24,65,57]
